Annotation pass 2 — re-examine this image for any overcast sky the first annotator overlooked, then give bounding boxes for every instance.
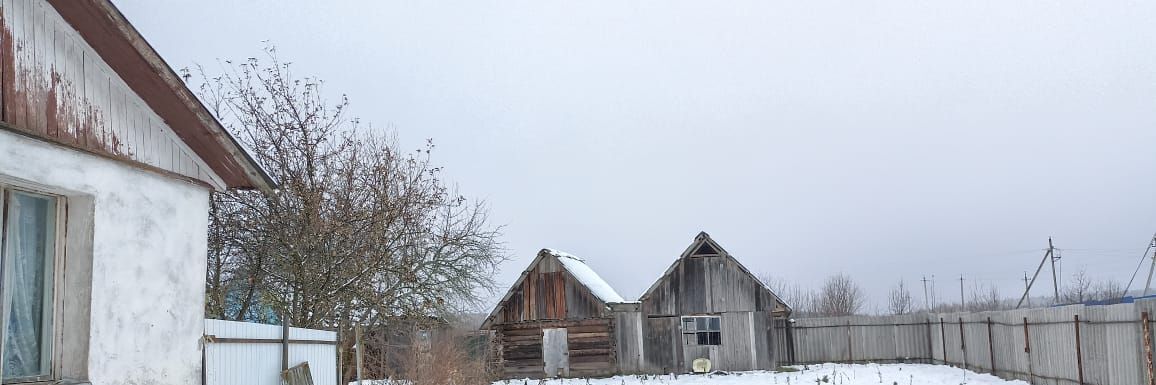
[115,0,1156,312]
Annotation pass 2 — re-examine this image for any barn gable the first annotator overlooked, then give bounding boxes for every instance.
[639,232,791,317]
[481,249,624,329]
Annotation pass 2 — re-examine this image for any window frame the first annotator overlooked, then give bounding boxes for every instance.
[680,315,722,346]
[0,184,67,384]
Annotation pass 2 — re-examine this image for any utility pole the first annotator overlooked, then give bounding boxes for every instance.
[921,276,930,312]
[1048,237,1060,303]
[959,275,966,310]
[1022,272,1032,308]
[1016,238,1056,309]
[1144,234,1156,296]
[930,274,937,310]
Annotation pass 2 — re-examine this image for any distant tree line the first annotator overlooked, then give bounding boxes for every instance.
[760,273,866,317]
[762,267,1127,318]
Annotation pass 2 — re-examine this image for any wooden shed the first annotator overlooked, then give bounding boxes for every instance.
[481,249,626,379]
[484,233,791,378]
[613,232,791,374]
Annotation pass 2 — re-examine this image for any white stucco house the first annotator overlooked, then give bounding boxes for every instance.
[0,1,273,384]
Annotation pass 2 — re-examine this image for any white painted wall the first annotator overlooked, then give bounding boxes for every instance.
[0,129,211,385]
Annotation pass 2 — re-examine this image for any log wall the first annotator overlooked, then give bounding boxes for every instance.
[495,319,616,379]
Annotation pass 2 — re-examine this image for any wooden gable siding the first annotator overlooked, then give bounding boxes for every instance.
[495,255,606,325]
[0,0,222,188]
[629,311,775,373]
[642,256,776,316]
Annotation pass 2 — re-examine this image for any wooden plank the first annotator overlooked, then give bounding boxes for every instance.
[561,325,610,334]
[47,6,65,139]
[0,0,5,113]
[502,334,544,342]
[566,332,610,339]
[3,0,26,129]
[498,318,610,331]
[500,327,546,337]
[504,351,545,361]
[503,347,544,355]
[568,348,613,357]
[50,19,69,145]
[568,341,611,350]
[28,0,46,135]
[569,361,612,368]
[281,362,314,385]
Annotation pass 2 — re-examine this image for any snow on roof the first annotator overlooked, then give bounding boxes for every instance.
[543,249,626,303]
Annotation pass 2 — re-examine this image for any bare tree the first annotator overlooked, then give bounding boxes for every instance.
[817,274,865,316]
[758,274,818,316]
[195,46,508,331]
[968,284,1004,311]
[1093,279,1125,303]
[1061,269,1094,304]
[888,280,913,315]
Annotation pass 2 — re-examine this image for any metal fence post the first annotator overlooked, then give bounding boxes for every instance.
[201,335,208,385]
[925,318,934,364]
[282,312,290,372]
[1144,312,1154,385]
[846,320,853,363]
[336,330,344,385]
[940,318,948,366]
[787,319,797,365]
[1074,314,1084,385]
[958,317,967,370]
[1024,317,1034,384]
[987,317,995,375]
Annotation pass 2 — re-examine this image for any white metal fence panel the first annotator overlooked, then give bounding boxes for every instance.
[780,300,1156,385]
[204,319,338,385]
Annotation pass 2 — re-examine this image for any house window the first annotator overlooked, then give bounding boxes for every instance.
[681,315,721,346]
[0,187,61,383]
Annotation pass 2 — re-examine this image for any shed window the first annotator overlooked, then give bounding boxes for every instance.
[0,187,61,383]
[681,315,721,346]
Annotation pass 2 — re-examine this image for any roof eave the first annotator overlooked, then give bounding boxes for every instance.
[46,0,276,193]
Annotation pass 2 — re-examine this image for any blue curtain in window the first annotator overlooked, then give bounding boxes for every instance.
[2,192,55,380]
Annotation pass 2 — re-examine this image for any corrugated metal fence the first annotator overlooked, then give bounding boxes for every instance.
[204,319,338,385]
[779,300,1156,385]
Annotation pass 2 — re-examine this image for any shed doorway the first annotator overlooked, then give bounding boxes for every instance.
[542,328,569,377]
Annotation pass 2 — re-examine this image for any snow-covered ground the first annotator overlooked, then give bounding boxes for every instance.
[493,364,1029,385]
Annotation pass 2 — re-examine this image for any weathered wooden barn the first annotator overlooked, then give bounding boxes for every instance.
[481,248,626,379]
[614,232,791,374]
[483,233,791,378]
